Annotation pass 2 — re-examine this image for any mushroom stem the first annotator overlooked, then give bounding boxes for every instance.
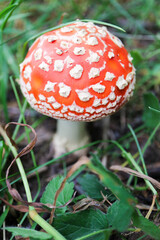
[53,119,90,156]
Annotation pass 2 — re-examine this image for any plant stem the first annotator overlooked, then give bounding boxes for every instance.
[29,209,66,240]
[0,125,66,240]
[0,125,32,202]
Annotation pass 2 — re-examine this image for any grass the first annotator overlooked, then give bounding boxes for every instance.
[0,0,160,239]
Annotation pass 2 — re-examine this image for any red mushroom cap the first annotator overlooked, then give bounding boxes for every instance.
[20,21,136,121]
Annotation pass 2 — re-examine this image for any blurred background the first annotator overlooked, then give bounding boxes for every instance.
[0,1,160,239]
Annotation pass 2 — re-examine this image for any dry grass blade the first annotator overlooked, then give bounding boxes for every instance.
[0,194,77,213]
[110,165,160,190]
[145,195,157,219]
[5,122,37,157]
[15,236,30,240]
[136,203,156,211]
[0,197,50,213]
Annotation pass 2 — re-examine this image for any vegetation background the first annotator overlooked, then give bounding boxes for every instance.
[0,0,160,239]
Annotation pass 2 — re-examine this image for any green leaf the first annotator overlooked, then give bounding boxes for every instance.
[53,209,110,240]
[107,200,134,232]
[130,50,143,67]
[88,155,137,206]
[143,92,160,129]
[40,175,74,214]
[77,173,115,201]
[5,227,52,240]
[132,211,160,240]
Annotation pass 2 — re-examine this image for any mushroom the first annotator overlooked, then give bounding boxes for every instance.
[19,21,136,156]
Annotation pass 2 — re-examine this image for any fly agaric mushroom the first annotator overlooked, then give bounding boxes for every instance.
[19,21,136,156]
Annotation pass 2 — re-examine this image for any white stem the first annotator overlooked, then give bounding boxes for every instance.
[53,119,90,156]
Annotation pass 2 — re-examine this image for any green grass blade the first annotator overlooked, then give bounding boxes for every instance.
[3,44,19,77]
[0,4,17,20]
[0,202,12,228]
[0,29,9,121]
[81,19,125,32]
[142,121,160,155]
[0,140,3,178]
[0,0,23,30]
[128,124,147,175]
[149,106,160,114]
[110,141,157,195]
[24,19,125,49]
